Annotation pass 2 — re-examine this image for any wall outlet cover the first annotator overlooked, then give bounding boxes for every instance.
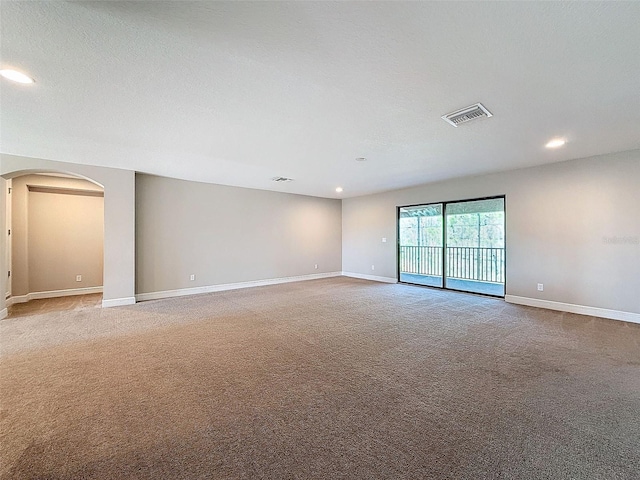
[76,275,82,282]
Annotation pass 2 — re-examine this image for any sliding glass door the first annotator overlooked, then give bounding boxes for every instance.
[398,196,505,297]
[399,204,443,287]
[444,198,505,296]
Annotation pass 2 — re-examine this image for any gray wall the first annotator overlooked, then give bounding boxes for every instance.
[136,174,342,294]
[343,149,640,314]
[9,175,104,295]
[2,151,637,318]
[1,154,135,305]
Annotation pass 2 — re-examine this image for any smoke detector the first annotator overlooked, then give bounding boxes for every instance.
[271,176,294,182]
[442,103,492,127]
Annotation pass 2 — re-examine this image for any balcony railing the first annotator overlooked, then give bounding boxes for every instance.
[400,246,443,277]
[399,246,505,283]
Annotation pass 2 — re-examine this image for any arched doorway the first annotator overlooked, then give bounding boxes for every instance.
[4,171,105,317]
[1,155,136,320]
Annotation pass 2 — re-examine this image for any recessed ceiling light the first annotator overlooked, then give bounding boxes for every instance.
[0,69,35,84]
[335,187,343,193]
[355,157,367,162]
[545,138,566,149]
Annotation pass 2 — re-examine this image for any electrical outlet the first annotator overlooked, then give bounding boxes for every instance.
[537,283,544,291]
[190,274,195,281]
[76,275,82,282]
[314,264,318,269]
[371,265,375,271]
[382,237,387,243]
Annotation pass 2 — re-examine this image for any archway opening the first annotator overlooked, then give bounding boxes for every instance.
[4,171,105,318]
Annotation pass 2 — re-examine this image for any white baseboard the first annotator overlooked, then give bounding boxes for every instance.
[7,286,103,306]
[0,308,7,320]
[136,272,343,302]
[341,272,398,284]
[505,295,640,325]
[102,296,136,308]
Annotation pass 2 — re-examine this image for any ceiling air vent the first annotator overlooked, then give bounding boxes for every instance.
[271,176,294,182]
[441,103,492,127]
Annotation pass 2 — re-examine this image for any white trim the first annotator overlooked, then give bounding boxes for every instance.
[505,295,640,325]
[341,272,398,284]
[0,308,7,320]
[7,286,103,305]
[102,296,136,308]
[136,272,343,302]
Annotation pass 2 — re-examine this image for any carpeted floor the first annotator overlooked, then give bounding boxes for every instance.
[1,277,639,479]
[6,293,103,319]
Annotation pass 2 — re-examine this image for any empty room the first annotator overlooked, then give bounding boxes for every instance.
[1,2,639,479]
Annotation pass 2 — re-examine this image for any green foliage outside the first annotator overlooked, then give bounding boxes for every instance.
[400,212,504,248]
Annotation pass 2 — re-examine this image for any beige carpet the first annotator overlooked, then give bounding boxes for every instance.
[1,277,639,479]
[6,293,102,319]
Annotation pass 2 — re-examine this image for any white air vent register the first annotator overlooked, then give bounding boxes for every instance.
[442,103,492,127]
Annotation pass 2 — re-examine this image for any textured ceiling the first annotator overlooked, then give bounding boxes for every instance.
[1,1,639,198]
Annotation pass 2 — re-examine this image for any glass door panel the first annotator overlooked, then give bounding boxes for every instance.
[444,198,505,296]
[399,203,443,287]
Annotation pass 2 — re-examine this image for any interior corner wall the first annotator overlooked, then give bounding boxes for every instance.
[1,154,135,306]
[135,173,342,295]
[342,149,640,316]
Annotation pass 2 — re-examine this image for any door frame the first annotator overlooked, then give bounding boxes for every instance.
[5,179,11,299]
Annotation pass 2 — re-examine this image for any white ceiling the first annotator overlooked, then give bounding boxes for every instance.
[1,1,639,198]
